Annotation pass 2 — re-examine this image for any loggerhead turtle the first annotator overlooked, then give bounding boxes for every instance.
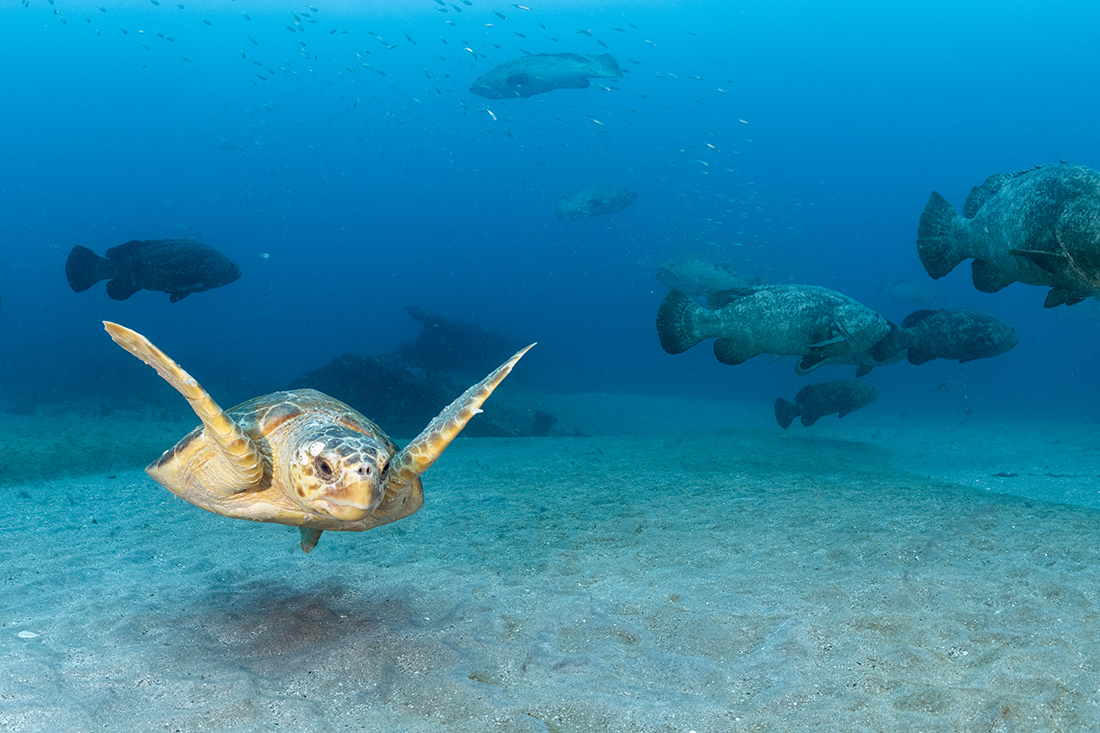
[103,321,532,553]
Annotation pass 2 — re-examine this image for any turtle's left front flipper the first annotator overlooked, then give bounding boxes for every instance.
[103,322,265,495]
[374,344,534,524]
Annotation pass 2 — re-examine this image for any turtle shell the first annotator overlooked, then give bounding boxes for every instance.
[148,389,410,531]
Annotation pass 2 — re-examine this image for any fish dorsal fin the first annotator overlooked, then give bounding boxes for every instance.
[707,287,756,309]
[382,344,533,499]
[962,168,1040,218]
[103,322,265,495]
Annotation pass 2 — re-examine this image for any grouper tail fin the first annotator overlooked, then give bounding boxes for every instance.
[590,53,623,78]
[916,191,967,279]
[656,289,704,354]
[65,245,115,293]
[774,397,801,430]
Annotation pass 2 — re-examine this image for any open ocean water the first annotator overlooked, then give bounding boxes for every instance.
[3,1,1100,731]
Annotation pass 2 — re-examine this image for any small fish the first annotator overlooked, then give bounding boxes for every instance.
[242,13,250,20]
[246,33,257,44]
[495,10,508,19]
[201,17,211,26]
[775,381,880,429]
[150,0,159,5]
[576,28,592,36]
[511,3,530,9]
[625,20,639,29]
[65,240,241,303]
[403,31,415,44]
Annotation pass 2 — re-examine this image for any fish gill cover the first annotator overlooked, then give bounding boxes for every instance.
[1,0,1099,420]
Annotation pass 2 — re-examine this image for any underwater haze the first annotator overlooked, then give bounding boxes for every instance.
[10,3,1100,732]
[3,0,1099,420]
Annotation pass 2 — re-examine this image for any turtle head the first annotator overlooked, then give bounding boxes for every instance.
[285,427,390,522]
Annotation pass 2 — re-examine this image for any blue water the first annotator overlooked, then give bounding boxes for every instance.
[3,0,1099,421]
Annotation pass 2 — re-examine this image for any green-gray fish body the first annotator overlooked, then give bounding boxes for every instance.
[657,286,890,372]
[470,52,622,99]
[775,380,881,429]
[556,182,637,220]
[917,163,1100,307]
[900,308,1019,365]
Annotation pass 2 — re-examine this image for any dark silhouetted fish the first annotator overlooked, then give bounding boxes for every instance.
[775,380,881,429]
[65,240,241,303]
[900,308,1019,365]
[470,52,622,99]
[556,182,637,220]
[877,278,946,306]
[655,255,760,296]
[657,286,889,372]
[917,163,1100,307]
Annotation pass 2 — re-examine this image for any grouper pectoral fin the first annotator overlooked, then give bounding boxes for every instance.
[808,334,846,352]
[1008,247,1067,274]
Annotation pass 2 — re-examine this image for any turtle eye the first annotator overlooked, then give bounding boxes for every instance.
[315,457,334,481]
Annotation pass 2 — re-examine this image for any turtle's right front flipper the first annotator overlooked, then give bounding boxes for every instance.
[103,322,264,495]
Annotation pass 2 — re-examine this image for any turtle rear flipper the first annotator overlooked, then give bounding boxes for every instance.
[103,322,265,495]
[375,343,534,524]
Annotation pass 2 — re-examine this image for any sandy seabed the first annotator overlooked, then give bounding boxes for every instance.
[1,396,1099,732]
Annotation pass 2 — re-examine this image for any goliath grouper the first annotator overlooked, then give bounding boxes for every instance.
[66,240,241,303]
[899,308,1019,365]
[657,286,890,372]
[774,380,881,429]
[470,52,622,99]
[917,163,1100,307]
[556,182,637,220]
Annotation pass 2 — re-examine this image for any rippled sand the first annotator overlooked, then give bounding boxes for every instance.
[1,398,1098,732]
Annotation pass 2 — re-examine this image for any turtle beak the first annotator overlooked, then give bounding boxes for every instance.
[321,469,383,521]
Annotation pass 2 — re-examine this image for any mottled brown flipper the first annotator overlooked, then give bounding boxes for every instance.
[103,321,264,495]
[373,344,535,526]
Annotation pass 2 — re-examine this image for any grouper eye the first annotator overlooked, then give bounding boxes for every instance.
[315,457,334,481]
